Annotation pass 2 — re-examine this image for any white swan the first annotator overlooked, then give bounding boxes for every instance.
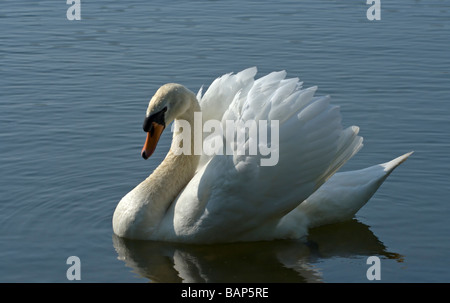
[112,67,411,243]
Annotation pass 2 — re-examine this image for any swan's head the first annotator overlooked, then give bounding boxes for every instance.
[141,83,196,159]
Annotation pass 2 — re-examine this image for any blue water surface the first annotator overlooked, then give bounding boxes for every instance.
[0,0,449,282]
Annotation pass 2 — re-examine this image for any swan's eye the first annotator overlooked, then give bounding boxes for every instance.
[142,116,152,133]
[143,107,167,133]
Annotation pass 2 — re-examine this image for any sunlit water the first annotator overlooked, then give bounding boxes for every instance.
[1,0,449,282]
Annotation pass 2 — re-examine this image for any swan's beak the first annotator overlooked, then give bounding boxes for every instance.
[141,122,165,160]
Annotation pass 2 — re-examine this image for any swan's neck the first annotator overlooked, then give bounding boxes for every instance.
[141,148,199,224]
[148,109,201,209]
[118,97,201,238]
[113,89,202,239]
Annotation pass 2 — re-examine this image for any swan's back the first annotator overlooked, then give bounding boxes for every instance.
[156,68,363,243]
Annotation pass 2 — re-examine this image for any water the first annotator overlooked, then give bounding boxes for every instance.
[1,0,449,282]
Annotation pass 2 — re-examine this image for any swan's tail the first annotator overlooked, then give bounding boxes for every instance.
[381,151,414,174]
[277,152,413,234]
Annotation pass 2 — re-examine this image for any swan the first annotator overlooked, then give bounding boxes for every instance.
[112,67,412,243]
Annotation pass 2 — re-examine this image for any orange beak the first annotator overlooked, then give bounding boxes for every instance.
[141,122,165,159]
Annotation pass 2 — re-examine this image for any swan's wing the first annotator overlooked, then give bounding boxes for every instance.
[195,68,258,170]
[197,67,257,122]
[162,69,363,243]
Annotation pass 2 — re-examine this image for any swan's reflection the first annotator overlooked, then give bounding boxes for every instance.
[112,219,403,282]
